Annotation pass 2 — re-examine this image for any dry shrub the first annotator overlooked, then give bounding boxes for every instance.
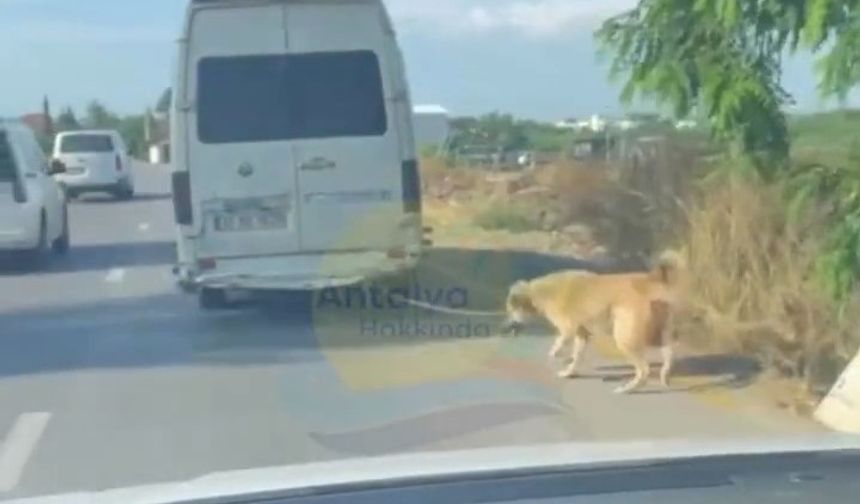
[469,161,612,235]
[473,201,542,232]
[534,161,614,207]
[420,156,485,199]
[680,172,859,393]
[419,155,450,190]
[532,161,656,259]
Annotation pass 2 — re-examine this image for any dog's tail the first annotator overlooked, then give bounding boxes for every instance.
[650,249,685,287]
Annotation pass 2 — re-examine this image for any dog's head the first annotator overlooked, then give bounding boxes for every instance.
[500,280,537,335]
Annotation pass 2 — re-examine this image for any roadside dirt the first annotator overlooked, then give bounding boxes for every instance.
[422,193,826,429]
[424,199,603,260]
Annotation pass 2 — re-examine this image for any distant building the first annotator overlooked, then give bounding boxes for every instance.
[675,119,698,130]
[556,114,608,133]
[555,118,579,130]
[148,141,170,164]
[145,110,171,164]
[413,104,450,153]
[617,118,639,131]
[587,114,608,133]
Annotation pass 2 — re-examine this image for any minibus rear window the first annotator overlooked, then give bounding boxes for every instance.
[197,50,388,144]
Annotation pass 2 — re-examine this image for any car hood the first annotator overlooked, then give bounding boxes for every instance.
[7,434,860,504]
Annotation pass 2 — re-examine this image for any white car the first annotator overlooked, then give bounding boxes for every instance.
[0,119,70,262]
[171,0,425,308]
[52,130,135,200]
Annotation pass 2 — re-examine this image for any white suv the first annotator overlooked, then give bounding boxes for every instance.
[0,119,70,262]
[52,130,135,200]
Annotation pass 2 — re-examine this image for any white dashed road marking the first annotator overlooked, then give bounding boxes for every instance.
[138,222,151,232]
[0,412,51,492]
[105,268,126,283]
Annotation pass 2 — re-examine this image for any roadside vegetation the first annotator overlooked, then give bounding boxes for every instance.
[422,0,860,405]
[427,107,860,409]
[680,169,860,397]
[592,0,860,401]
[34,88,170,157]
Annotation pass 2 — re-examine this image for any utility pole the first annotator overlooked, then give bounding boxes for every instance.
[42,95,54,138]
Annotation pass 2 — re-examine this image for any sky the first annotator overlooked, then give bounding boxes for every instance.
[0,0,853,121]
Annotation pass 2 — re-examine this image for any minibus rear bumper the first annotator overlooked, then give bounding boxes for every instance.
[175,248,422,292]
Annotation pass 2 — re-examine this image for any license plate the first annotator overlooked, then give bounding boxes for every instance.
[213,208,288,232]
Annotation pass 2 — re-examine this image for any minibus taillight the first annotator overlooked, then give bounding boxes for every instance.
[172,171,193,225]
[401,159,421,214]
[197,258,217,271]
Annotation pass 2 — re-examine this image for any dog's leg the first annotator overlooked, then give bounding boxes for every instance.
[612,306,650,394]
[660,345,674,388]
[548,334,567,361]
[659,309,675,388]
[614,351,649,394]
[558,327,590,378]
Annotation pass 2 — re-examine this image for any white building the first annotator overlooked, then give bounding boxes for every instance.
[555,114,608,133]
[587,114,608,132]
[148,140,170,165]
[675,119,698,130]
[144,110,171,164]
[555,119,579,130]
[413,104,451,153]
[617,118,640,131]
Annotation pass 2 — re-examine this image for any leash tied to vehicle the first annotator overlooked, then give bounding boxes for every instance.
[389,294,507,318]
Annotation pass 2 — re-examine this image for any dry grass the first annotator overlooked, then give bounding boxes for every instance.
[470,161,624,236]
[422,156,653,258]
[421,148,859,404]
[533,160,616,197]
[472,202,542,232]
[678,172,859,394]
[420,156,488,199]
[533,162,615,219]
[419,155,453,191]
[533,161,655,258]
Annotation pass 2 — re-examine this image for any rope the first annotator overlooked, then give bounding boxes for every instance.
[390,295,507,318]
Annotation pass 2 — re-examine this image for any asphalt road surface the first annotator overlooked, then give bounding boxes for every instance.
[0,163,825,500]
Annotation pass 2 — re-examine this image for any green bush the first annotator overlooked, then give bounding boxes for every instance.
[785,157,860,310]
[473,203,541,233]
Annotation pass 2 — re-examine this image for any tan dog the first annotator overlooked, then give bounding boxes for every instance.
[501,252,683,394]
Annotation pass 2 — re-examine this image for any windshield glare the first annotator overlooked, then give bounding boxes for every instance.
[1,0,860,502]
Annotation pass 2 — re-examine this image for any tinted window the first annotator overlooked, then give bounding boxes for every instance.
[197,51,388,144]
[60,134,114,153]
[19,129,47,173]
[0,131,17,182]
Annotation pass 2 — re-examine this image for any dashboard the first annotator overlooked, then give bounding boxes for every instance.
[215,449,860,504]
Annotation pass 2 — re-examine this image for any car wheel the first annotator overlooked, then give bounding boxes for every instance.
[199,287,230,310]
[113,181,134,201]
[52,207,70,255]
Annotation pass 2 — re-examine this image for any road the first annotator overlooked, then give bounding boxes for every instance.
[0,163,825,500]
